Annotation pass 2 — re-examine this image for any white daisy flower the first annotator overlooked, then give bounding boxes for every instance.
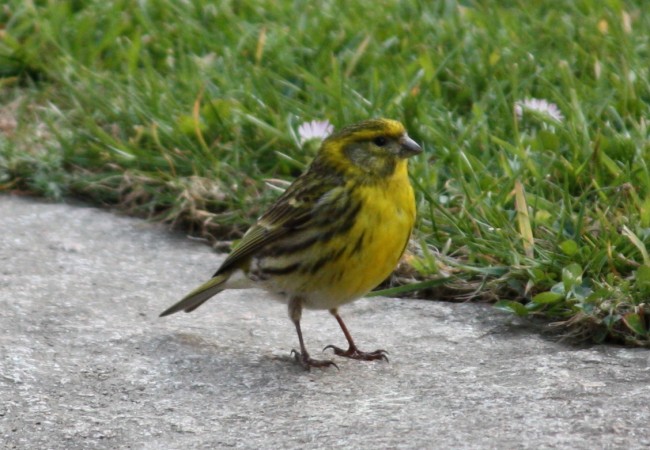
[515,98,564,123]
[297,119,334,145]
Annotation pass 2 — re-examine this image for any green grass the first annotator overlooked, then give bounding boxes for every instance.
[2,0,650,345]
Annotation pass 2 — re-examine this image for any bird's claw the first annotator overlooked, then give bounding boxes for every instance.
[323,344,389,362]
[291,349,339,371]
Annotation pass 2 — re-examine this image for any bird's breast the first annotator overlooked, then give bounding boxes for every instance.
[252,164,415,310]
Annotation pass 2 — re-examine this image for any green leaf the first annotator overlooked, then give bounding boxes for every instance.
[494,300,529,317]
[622,313,647,336]
[551,281,566,296]
[562,263,583,292]
[635,265,650,294]
[532,291,564,304]
[559,239,579,256]
[572,285,593,301]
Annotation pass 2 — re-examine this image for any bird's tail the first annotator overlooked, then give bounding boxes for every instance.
[159,273,229,317]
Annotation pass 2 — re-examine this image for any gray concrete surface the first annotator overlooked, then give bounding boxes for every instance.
[1,195,650,449]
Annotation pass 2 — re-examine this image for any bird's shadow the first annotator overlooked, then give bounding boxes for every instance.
[147,331,340,384]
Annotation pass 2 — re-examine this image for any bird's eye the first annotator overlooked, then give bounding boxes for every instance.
[373,136,388,147]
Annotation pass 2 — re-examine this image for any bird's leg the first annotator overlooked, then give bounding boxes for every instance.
[288,297,338,370]
[323,309,389,362]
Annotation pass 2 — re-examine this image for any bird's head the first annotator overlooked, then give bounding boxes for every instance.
[316,118,422,179]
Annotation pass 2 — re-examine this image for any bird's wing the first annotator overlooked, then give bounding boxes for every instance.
[214,172,343,276]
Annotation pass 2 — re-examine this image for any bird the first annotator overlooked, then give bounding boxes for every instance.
[160,118,422,370]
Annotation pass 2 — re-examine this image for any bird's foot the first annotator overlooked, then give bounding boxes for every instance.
[323,344,389,362]
[291,349,339,371]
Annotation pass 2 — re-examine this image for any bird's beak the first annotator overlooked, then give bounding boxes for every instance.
[399,135,423,157]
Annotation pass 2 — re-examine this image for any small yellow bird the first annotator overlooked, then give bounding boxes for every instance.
[160,118,421,369]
